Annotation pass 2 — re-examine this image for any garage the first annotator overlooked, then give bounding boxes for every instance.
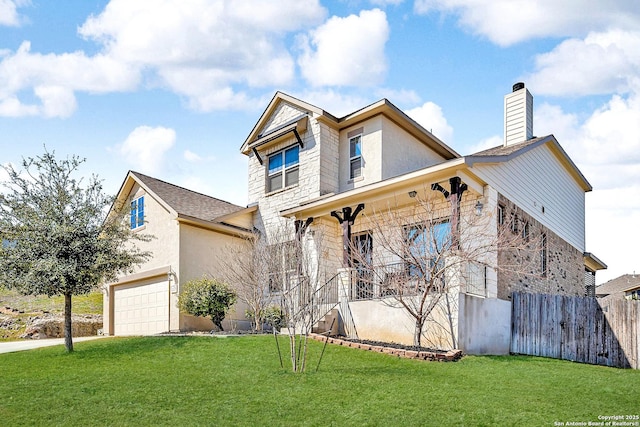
[113,277,169,336]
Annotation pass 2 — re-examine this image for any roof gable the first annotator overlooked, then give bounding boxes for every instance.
[467,135,592,192]
[115,171,244,223]
[241,92,330,154]
[241,92,460,160]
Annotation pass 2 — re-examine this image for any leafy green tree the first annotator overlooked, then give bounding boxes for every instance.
[0,149,151,352]
[178,278,237,331]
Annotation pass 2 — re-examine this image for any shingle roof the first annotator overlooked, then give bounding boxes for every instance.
[595,274,640,297]
[131,171,244,222]
[470,136,547,157]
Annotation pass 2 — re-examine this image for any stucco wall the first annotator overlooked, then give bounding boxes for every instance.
[458,293,511,355]
[178,223,251,331]
[381,116,447,179]
[103,183,180,334]
[347,291,458,350]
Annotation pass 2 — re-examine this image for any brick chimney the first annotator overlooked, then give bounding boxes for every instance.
[504,82,533,146]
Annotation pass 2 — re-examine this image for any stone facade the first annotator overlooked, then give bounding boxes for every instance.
[496,194,584,299]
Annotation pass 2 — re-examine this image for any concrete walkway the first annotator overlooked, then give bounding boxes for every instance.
[0,336,108,354]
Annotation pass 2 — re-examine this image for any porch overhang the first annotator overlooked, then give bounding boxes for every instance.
[280,158,486,219]
[583,252,607,272]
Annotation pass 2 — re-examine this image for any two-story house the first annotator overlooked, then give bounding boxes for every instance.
[237,83,605,351]
[105,84,605,353]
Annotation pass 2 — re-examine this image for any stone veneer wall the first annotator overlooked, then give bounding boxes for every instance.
[247,101,344,286]
[497,194,584,300]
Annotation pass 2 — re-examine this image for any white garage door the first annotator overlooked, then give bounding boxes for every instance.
[114,278,169,336]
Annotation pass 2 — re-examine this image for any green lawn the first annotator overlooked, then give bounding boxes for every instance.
[0,336,638,426]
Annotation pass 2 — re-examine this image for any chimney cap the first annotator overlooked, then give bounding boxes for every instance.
[513,82,525,92]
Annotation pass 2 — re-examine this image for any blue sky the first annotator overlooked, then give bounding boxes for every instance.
[1,0,638,284]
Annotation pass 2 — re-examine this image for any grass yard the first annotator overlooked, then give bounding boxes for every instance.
[0,335,638,426]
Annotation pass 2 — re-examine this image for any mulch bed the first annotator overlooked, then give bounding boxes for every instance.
[309,333,462,362]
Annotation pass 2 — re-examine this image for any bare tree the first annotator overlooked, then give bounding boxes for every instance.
[218,234,275,331]
[233,220,331,373]
[350,192,541,348]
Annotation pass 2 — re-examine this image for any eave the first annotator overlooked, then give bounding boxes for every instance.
[176,214,254,238]
[280,158,472,219]
[584,252,607,272]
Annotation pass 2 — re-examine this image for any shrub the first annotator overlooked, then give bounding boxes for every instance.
[262,305,286,331]
[245,305,286,331]
[178,278,237,331]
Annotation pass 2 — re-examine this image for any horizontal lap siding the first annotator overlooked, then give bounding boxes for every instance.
[473,145,585,252]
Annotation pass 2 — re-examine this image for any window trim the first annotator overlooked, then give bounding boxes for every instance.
[266,145,299,193]
[130,195,145,230]
[349,134,362,180]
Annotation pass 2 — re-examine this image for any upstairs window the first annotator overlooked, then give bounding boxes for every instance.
[349,134,362,179]
[267,145,299,192]
[130,196,145,229]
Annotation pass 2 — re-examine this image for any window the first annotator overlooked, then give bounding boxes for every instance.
[510,212,518,234]
[267,146,299,192]
[349,134,362,179]
[404,221,451,287]
[522,221,529,241]
[540,233,547,277]
[130,196,144,229]
[497,204,505,226]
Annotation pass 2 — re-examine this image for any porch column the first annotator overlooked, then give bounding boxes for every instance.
[293,217,313,278]
[330,203,365,268]
[432,177,467,247]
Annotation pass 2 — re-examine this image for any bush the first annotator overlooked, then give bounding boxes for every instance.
[245,305,286,331]
[178,278,237,331]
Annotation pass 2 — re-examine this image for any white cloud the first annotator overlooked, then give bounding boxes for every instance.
[405,101,453,142]
[525,30,640,97]
[0,41,139,118]
[0,0,328,117]
[78,0,326,111]
[535,94,640,189]
[183,149,215,163]
[117,126,176,175]
[0,0,27,27]
[183,150,202,163]
[375,87,421,105]
[532,91,640,283]
[586,186,640,284]
[297,9,389,87]
[414,0,640,46]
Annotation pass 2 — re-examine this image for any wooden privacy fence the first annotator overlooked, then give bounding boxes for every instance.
[511,292,639,369]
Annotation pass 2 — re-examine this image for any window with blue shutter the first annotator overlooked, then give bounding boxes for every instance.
[130,196,145,229]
